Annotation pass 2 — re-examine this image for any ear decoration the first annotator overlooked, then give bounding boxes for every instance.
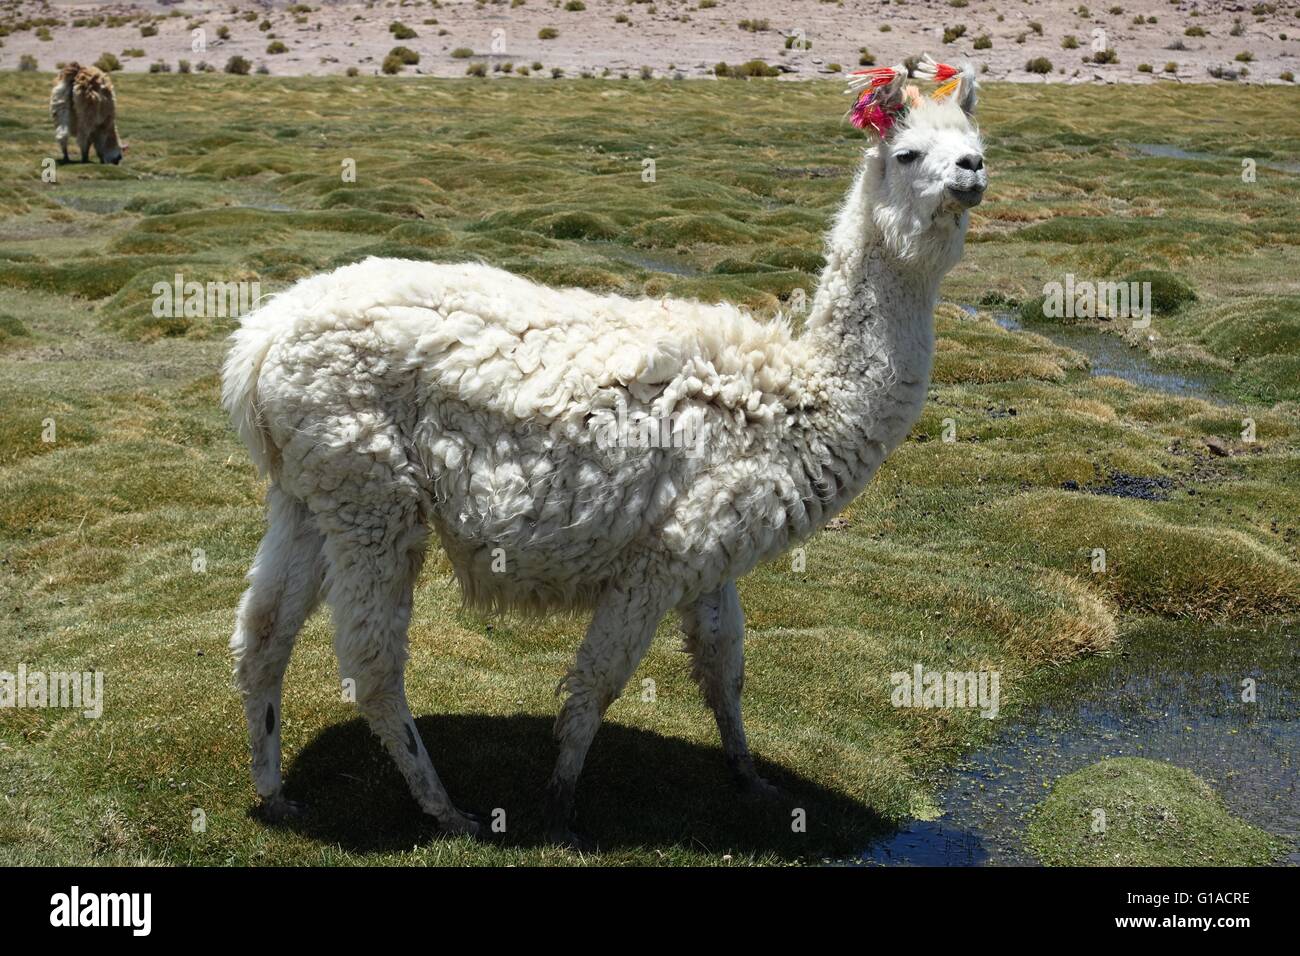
[915,55,979,116]
[845,64,909,139]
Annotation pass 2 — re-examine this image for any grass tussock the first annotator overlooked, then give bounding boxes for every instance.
[1028,758,1284,865]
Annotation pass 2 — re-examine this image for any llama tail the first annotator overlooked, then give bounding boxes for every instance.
[50,64,78,147]
[221,308,282,479]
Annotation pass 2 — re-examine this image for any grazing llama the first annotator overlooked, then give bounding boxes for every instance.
[223,58,987,845]
[49,63,126,165]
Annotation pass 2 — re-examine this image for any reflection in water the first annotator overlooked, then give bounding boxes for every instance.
[860,622,1299,866]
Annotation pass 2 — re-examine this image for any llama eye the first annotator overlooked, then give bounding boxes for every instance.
[894,150,921,165]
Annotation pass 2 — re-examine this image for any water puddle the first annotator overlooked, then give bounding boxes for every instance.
[579,241,701,277]
[1128,142,1300,175]
[992,310,1230,404]
[860,620,1300,866]
[50,193,131,214]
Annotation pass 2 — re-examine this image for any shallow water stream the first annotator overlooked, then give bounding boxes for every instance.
[858,311,1298,866]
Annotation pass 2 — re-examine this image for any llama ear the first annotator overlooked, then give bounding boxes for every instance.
[917,56,979,117]
[955,63,979,117]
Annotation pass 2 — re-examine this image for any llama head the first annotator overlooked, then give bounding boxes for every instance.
[97,127,125,165]
[848,59,986,266]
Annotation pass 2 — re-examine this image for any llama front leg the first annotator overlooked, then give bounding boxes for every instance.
[325,519,479,838]
[680,582,780,798]
[546,581,668,845]
[231,487,325,820]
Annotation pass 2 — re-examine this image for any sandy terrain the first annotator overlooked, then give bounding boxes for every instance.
[2,0,1297,83]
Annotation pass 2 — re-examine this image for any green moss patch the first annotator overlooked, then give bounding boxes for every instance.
[1028,758,1284,866]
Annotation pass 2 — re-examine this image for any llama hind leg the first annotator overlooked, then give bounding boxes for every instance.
[324,515,479,838]
[546,580,669,845]
[231,486,325,819]
[679,582,779,798]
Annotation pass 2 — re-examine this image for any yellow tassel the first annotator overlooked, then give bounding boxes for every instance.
[933,78,960,100]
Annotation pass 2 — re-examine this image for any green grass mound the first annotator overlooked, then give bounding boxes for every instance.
[1028,757,1284,866]
[0,313,32,350]
[982,490,1300,619]
[1121,269,1196,314]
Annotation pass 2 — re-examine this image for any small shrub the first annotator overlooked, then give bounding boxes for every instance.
[225,55,252,74]
[1029,21,1043,34]
[390,46,419,64]
[1164,62,1177,73]
[551,67,564,78]
[122,48,145,58]
[140,24,157,37]
[1281,71,1295,83]
[18,54,38,71]
[1235,51,1254,62]
[1092,48,1118,64]
[178,59,191,73]
[539,27,559,39]
[1185,26,1205,37]
[735,59,779,77]
[942,24,967,44]
[738,18,769,32]
[450,47,474,58]
[258,19,271,31]
[1026,57,1053,74]
[1137,62,1152,72]
[858,48,876,66]
[973,35,992,50]
[148,60,171,73]
[94,52,122,72]
[390,22,417,39]
[217,25,230,40]
[346,65,359,77]
[564,0,585,9]
[267,41,287,54]
[699,0,717,7]
[1230,18,1245,37]
[466,62,487,77]
[1062,35,1079,49]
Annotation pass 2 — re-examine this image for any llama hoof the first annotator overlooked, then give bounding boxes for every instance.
[257,795,304,824]
[545,826,596,852]
[737,775,786,803]
[439,811,482,840]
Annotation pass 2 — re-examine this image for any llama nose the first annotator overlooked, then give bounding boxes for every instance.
[956,154,984,172]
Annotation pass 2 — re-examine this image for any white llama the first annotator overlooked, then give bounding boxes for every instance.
[222,60,987,845]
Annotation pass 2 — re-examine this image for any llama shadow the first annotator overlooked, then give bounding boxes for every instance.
[277,713,889,860]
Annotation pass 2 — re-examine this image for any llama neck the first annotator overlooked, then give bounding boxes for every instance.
[801,163,945,407]
[785,163,950,523]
